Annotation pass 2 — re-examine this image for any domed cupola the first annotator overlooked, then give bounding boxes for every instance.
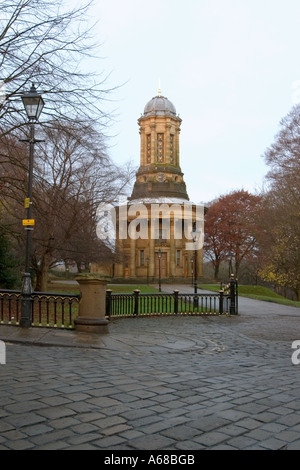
[143,95,177,117]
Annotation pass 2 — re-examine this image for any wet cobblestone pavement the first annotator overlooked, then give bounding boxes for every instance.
[0,293,300,450]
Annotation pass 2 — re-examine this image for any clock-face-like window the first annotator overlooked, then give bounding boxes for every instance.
[157,133,164,163]
[156,172,165,182]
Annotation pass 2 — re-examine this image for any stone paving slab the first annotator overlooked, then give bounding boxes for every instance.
[0,288,300,450]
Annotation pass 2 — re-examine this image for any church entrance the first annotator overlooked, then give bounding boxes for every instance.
[155,252,167,278]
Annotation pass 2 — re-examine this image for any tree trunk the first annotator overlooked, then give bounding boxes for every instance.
[214,262,220,280]
[35,252,51,292]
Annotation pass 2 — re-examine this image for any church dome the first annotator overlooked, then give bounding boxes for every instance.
[143,95,177,117]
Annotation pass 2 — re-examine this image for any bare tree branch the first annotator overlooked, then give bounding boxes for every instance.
[0,0,115,137]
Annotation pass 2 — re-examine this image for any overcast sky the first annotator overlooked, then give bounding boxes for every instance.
[90,0,300,204]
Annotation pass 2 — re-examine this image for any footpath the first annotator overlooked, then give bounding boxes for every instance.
[0,286,300,450]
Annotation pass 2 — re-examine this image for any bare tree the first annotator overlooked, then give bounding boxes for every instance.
[31,121,133,290]
[0,0,113,137]
[0,119,134,290]
[258,104,300,299]
[0,0,136,289]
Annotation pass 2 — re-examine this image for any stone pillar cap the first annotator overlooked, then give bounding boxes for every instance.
[75,274,112,284]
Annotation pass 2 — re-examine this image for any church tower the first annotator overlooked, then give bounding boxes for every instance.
[113,91,203,283]
[130,91,189,201]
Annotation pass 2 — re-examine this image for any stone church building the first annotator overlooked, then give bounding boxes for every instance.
[112,91,204,283]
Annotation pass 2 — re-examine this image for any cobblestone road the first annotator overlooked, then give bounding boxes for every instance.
[0,293,300,450]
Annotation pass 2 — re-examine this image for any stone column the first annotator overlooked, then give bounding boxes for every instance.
[150,122,156,163]
[74,274,111,334]
[175,126,180,167]
[166,123,171,164]
[170,218,176,277]
[129,236,136,278]
[140,127,145,166]
[149,238,155,278]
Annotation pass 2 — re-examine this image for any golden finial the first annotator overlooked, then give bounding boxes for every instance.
[158,78,161,97]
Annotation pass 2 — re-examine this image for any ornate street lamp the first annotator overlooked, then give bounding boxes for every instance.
[20,84,44,328]
[158,249,162,292]
[21,84,45,121]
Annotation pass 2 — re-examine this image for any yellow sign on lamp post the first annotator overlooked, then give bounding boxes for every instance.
[22,219,35,227]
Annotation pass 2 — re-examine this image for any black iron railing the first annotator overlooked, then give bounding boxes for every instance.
[0,280,238,328]
[0,289,80,328]
[106,284,238,318]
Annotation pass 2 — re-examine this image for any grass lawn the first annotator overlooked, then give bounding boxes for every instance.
[48,279,300,308]
[107,284,160,294]
[47,283,80,295]
[198,284,300,308]
[48,281,159,295]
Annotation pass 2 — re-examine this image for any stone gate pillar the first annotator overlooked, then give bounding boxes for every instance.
[74,274,111,334]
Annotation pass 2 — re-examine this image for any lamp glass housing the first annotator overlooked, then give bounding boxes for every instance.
[21,84,44,120]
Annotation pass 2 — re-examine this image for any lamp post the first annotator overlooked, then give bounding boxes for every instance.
[20,84,44,328]
[146,256,150,285]
[190,257,194,288]
[226,251,233,278]
[191,226,200,294]
[158,249,162,292]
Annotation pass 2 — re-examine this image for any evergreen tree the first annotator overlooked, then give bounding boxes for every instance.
[0,231,19,289]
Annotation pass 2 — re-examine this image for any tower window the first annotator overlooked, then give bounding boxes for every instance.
[157,133,164,163]
[176,250,181,266]
[170,134,174,163]
[140,250,145,266]
[146,135,151,163]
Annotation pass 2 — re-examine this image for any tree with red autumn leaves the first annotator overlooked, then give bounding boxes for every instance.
[204,190,262,279]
